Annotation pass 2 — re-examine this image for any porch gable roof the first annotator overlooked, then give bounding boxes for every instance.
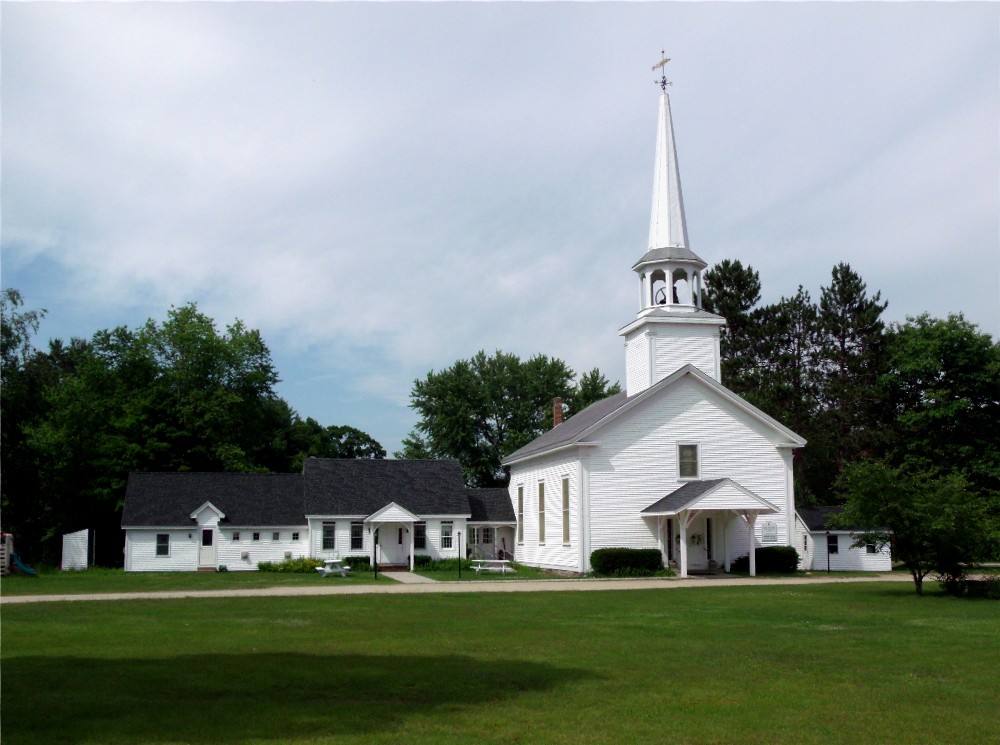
[640,478,779,516]
[366,501,421,524]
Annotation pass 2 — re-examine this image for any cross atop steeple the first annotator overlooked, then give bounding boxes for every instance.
[652,51,672,92]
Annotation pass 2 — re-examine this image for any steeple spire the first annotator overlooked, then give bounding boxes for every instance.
[620,54,725,395]
[648,53,688,251]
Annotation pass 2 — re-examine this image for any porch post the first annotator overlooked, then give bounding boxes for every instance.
[679,511,688,578]
[409,523,415,571]
[747,512,758,577]
[657,516,664,564]
[723,513,731,572]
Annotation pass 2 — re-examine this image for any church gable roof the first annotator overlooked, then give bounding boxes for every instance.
[502,364,805,467]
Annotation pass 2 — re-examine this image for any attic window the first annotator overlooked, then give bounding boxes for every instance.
[678,444,699,479]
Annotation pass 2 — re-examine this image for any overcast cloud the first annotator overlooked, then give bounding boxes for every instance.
[2,2,997,455]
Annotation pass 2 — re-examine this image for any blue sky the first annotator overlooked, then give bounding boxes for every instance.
[3,2,998,457]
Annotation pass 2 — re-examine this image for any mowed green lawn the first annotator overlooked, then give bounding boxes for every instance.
[3,583,998,745]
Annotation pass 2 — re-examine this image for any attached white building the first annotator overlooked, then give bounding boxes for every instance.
[795,505,892,572]
[502,72,808,577]
[122,459,514,572]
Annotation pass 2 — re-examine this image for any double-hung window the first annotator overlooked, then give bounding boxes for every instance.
[517,486,524,543]
[482,527,494,545]
[538,482,546,544]
[351,522,364,550]
[322,523,336,551]
[678,443,699,479]
[561,477,570,544]
[827,534,839,554]
[440,521,453,549]
[414,522,426,550]
[155,533,169,557]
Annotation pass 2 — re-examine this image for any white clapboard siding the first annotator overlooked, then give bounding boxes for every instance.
[652,328,718,383]
[508,453,580,571]
[625,333,651,394]
[125,530,200,572]
[61,529,89,571]
[810,532,892,572]
[217,528,310,571]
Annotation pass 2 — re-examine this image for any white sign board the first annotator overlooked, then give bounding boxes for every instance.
[761,522,778,543]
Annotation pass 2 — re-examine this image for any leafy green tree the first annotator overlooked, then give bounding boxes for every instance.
[3,298,383,564]
[400,351,619,487]
[880,314,1000,495]
[837,461,997,595]
[284,416,385,471]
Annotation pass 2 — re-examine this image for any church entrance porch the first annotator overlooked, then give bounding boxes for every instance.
[641,478,780,578]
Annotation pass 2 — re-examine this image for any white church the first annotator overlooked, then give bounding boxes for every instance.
[502,62,810,578]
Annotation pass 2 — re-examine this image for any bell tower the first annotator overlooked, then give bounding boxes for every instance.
[619,54,725,395]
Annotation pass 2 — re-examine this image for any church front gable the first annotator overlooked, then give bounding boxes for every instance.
[585,377,794,553]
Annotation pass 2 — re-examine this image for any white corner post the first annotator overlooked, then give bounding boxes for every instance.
[678,511,688,578]
[409,525,415,571]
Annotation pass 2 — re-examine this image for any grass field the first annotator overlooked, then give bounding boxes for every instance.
[3,581,998,745]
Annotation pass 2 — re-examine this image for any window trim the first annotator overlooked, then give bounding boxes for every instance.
[561,477,570,545]
[538,481,546,544]
[678,442,700,480]
[440,521,454,550]
[322,522,336,551]
[517,486,524,544]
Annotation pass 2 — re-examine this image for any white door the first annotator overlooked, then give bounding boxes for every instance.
[379,524,408,565]
[687,517,710,570]
[199,529,217,568]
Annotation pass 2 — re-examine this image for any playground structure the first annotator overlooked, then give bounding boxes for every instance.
[1,532,37,576]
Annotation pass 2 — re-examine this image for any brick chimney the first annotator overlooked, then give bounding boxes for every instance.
[553,397,564,427]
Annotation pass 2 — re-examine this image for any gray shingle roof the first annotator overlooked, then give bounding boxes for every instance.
[502,391,629,464]
[467,488,515,522]
[122,472,305,527]
[303,458,472,517]
[798,505,847,532]
[640,479,727,514]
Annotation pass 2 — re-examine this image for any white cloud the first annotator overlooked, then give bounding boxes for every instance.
[3,2,997,454]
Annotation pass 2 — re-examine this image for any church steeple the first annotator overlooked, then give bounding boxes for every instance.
[619,54,725,395]
[647,83,690,253]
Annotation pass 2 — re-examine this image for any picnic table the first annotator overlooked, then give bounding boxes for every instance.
[316,558,352,578]
[470,559,513,574]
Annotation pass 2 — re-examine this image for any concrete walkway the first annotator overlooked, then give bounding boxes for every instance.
[0,572,912,605]
[380,570,438,584]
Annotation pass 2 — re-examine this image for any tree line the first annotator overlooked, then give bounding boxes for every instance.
[1,292,384,565]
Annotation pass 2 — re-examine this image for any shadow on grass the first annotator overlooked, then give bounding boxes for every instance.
[3,652,593,744]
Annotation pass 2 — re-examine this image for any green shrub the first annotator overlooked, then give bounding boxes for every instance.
[729,546,800,574]
[343,556,371,569]
[942,575,1000,599]
[257,557,323,573]
[413,555,433,568]
[590,548,662,575]
[601,566,675,578]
